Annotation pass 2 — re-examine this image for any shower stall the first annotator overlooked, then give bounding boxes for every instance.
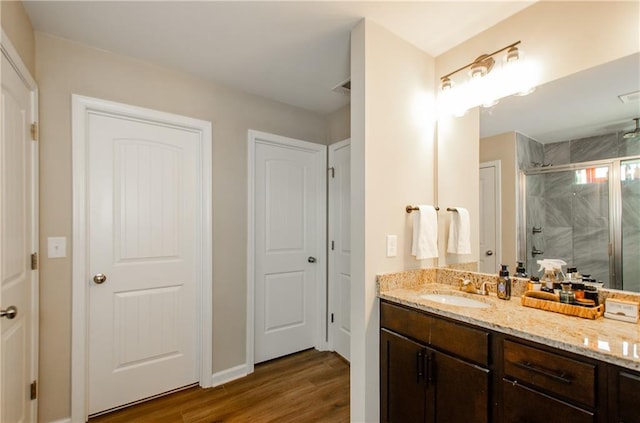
[521,156,640,291]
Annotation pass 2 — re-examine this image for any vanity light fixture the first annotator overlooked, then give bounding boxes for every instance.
[439,41,521,93]
[440,77,453,91]
[468,54,495,79]
[437,40,539,117]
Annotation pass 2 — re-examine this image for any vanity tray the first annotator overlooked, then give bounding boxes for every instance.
[521,292,605,320]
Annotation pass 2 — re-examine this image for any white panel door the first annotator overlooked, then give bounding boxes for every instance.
[479,162,500,273]
[328,139,350,361]
[1,53,36,423]
[88,114,199,414]
[254,134,326,364]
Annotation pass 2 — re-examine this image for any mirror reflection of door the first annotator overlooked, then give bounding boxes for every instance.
[480,161,501,274]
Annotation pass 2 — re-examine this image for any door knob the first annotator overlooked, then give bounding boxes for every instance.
[308,257,316,263]
[0,306,17,320]
[486,250,494,256]
[93,273,107,284]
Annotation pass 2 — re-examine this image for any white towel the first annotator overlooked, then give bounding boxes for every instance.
[411,205,438,259]
[447,207,471,254]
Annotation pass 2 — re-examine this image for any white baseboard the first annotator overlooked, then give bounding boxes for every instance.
[48,418,72,423]
[210,363,250,387]
[316,342,330,352]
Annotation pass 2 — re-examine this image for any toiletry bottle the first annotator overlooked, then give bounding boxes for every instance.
[497,264,511,300]
[541,268,556,292]
[515,261,528,278]
[528,276,541,291]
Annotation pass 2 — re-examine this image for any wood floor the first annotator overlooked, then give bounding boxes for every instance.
[89,349,350,423]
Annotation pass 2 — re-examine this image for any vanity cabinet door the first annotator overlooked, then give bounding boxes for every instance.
[381,329,428,423]
[609,366,640,423]
[431,349,490,423]
[502,379,595,423]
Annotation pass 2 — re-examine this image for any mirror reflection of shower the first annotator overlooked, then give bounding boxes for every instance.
[523,156,640,292]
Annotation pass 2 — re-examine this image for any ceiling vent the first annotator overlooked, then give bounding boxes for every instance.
[618,90,640,103]
[332,78,351,96]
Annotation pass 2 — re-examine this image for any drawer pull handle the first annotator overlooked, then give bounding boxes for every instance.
[514,361,572,384]
[417,350,424,382]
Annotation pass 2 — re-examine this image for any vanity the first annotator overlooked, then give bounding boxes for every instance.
[378,268,640,423]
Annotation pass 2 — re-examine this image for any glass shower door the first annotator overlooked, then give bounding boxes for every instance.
[570,165,611,286]
[620,159,640,291]
[525,164,612,285]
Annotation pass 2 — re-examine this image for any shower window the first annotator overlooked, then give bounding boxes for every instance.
[575,166,609,185]
[522,159,636,289]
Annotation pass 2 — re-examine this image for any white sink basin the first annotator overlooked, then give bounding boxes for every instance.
[419,293,490,309]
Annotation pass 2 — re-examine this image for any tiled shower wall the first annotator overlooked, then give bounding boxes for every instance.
[516,133,545,276]
[521,131,640,288]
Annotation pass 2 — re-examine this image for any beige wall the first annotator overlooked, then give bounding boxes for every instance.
[434,1,639,269]
[480,132,517,269]
[1,0,35,76]
[35,32,327,422]
[351,19,436,421]
[326,104,350,144]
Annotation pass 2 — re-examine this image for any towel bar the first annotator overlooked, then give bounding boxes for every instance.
[406,205,439,213]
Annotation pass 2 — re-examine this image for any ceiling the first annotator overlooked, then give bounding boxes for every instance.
[23,1,535,115]
[480,52,640,144]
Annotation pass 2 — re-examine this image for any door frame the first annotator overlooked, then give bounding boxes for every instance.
[246,130,327,374]
[480,160,502,270]
[71,95,213,421]
[327,138,350,358]
[0,29,40,422]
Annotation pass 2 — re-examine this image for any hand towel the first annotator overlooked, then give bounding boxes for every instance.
[411,205,438,259]
[447,207,471,254]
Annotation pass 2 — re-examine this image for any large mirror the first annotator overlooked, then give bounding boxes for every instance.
[479,52,640,291]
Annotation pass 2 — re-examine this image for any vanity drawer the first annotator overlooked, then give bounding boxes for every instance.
[502,378,595,423]
[380,301,489,366]
[503,339,596,407]
[380,301,430,345]
[429,315,489,366]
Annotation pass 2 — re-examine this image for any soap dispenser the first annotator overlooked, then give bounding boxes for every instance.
[515,261,528,278]
[497,264,511,300]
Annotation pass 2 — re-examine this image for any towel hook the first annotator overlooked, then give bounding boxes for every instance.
[406,205,439,213]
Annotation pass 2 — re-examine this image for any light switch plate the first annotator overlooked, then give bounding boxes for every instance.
[48,237,66,258]
[386,235,397,257]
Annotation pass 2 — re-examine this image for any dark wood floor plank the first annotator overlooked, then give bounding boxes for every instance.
[90,349,349,423]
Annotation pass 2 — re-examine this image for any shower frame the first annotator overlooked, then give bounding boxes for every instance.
[518,154,640,290]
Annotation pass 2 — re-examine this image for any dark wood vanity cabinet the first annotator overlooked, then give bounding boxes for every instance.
[380,299,638,423]
[380,301,491,423]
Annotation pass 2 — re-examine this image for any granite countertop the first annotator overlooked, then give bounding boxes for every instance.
[380,282,640,371]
